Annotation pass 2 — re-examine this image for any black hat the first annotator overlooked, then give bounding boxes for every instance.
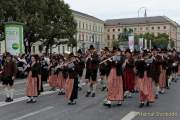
[117,48,121,52]
[89,45,95,50]
[103,47,109,52]
[77,49,82,54]
[125,48,131,54]
[5,52,12,58]
[69,53,74,58]
[113,47,117,51]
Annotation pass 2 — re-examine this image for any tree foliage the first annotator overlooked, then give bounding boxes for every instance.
[0,0,77,53]
[118,28,133,41]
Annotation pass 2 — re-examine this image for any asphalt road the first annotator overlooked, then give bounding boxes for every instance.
[0,77,180,120]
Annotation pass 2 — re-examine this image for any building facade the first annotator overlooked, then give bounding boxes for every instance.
[105,16,180,50]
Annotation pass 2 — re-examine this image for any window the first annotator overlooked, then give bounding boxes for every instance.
[83,23,84,29]
[158,26,160,30]
[86,24,88,30]
[146,27,149,30]
[62,46,65,53]
[0,42,1,53]
[112,34,115,40]
[152,27,154,30]
[107,35,110,40]
[86,34,88,41]
[32,46,35,53]
[79,34,81,40]
[79,21,81,28]
[82,34,84,41]
[89,24,91,31]
[134,28,137,31]
[164,26,166,29]
[140,27,143,31]
[118,29,120,31]
[58,46,60,53]
[113,29,115,32]
[107,29,110,32]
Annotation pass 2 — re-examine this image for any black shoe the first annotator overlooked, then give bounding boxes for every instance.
[58,92,65,95]
[9,98,13,102]
[5,97,10,102]
[155,94,158,99]
[117,103,122,106]
[31,100,37,103]
[104,103,111,108]
[85,92,91,97]
[139,103,144,108]
[146,102,150,107]
[68,101,76,105]
[166,86,170,89]
[101,87,106,91]
[91,93,96,97]
[78,87,82,91]
[26,99,33,103]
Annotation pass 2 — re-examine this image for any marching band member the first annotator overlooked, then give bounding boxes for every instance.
[136,52,155,108]
[65,53,79,105]
[150,48,161,99]
[99,47,110,91]
[123,49,135,98]
[85,45,99,97]
[26,55,41,103]
[1,52,17,102]
[178,53,180,76]
[40,56,49,92]
[57,57,66,95]
[76,49,85,90]
[158,51,166,94]
[171,49,179,82]
[48,57,58,91]
[103,47,124,107]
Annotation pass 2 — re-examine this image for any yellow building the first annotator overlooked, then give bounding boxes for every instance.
[105,16,179,50]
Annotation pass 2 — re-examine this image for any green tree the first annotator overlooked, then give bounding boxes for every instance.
[152,33,169,48]
[118,28,133,41]
[112,40,119,48]
[0,0,77,54]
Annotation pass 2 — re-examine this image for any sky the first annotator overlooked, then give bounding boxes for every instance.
[64,0,180,24]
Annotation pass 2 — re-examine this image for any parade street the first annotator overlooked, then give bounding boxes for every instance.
[0,77,179,120]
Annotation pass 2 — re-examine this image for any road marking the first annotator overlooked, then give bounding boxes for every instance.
[12,106,54,120]
[0,91,57,107]
[121,111,139,120]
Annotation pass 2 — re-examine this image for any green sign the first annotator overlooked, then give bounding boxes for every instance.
[5,22,24,55]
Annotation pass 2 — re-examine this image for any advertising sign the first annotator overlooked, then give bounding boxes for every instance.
[5,23,24,55]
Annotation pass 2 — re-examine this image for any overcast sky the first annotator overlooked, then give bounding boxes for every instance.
[64,0,180,24]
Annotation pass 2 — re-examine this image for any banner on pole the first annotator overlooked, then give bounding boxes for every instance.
[128,36,134,52]
[144,39,147,49]
[5,23,24,55]
[139,38,143,51]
